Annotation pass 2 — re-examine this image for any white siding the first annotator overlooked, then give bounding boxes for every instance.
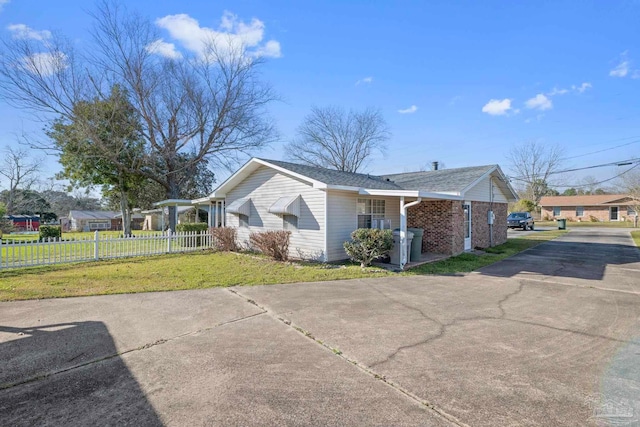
[464,175,508,203]
[225,166,326,261]
[326,191,401,261]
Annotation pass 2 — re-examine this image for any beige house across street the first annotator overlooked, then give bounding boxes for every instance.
[539,194,639,222]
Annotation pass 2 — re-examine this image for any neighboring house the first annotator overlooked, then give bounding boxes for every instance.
[540,194,640,222]
[207,158,518,267]
[140,206,210,231]
[67,211,120,231]
[6,215,40,232]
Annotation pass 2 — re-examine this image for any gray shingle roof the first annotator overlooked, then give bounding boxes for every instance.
[381,165,496,193]
[260,159,404,190]
[260,159,495,193]
[69,210,120,220]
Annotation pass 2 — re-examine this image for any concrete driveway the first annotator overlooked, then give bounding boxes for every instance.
[1,228,639,426]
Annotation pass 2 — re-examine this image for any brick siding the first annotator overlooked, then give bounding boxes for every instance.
[541,205,638,222]
[407,200,507,255]
[471,201,508,249]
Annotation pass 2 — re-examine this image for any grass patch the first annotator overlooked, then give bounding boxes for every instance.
[0,251,391,302]
[406,230,567,275]
[536,220,636,228]
[632,231,640,248]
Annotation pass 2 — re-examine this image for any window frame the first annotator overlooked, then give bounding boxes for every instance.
[575,206,584,218]
[283,214,298,231]
[357,198,386,229]
[552,207,561,217]
[238,214,249,228]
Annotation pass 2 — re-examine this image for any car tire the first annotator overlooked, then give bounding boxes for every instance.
[530,224,534,230]
[522,225,527,231]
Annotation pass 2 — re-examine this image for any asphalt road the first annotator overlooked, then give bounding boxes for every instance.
[1,228,639,426]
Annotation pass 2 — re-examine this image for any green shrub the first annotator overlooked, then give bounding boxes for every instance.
[250,230,291,261]
[176,223,209,247]
[212,227,239,252]
[176,223,209,233]
[590,215,599,222]
[344,228,393,268]
[39,225,62,241]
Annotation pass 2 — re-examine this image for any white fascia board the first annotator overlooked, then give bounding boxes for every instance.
[152,199,194,207]
[191,197,211,204]
[358,189,420,197]
[325,184,359,192]
[418,191,463,200]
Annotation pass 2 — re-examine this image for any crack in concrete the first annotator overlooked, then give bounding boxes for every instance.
[369,283,525,368]
[0,311,266,391]
[228,287,468,427]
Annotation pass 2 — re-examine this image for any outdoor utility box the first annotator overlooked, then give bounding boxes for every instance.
[390,229,414,265]
[408,227,424,261]
[488,210,495,225]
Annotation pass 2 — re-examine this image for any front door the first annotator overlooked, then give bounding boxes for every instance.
[610,206,619,221]
[463,202,471,251]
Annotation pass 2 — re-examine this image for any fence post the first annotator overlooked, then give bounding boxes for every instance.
[94,230,99,260]
[167,228,172,253]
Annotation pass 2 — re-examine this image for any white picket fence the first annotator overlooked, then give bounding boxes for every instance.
[0,230,213,270]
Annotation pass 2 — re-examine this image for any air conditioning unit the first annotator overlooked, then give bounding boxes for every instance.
[372,219,391,230]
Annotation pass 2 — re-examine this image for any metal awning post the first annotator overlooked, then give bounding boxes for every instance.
[400,197,422,269]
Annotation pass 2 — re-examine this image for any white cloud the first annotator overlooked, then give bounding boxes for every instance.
[610,61,629,77]
[397,105,418,114]
[481,98,512,116]
[356,76,373,85]
[154,11,281,60]
[525,93,552,111]
[146,39,182,59]
[21,52,67,76]
[548,87,569,96]
[7,23,51,41]
[610,51,633,77]
[573,82,592,93]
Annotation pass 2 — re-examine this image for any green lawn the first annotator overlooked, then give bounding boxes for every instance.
[632,231,640,247]
[536,220,637,228]
[405,230,568,275]
[0,230,568,302]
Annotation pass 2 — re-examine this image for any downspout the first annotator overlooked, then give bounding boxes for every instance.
[489,178,494,247]
[400,197,422,270]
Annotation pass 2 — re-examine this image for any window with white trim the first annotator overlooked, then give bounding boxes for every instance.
[576,206,584,217]
[357,198,385,229]
[283,214,298,231]
[628,207,638,216]
[239,214,249,228]
[552,207,561,217]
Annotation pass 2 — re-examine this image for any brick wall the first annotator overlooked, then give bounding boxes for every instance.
[407,200,465,255]
[471,201,508,249]
[407,200,507,255]
[541,205,637,222]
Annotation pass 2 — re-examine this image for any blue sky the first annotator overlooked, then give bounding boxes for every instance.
[1,0,639,191]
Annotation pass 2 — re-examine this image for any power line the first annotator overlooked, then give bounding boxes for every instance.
[552,163,640,188]
[508,157,640,182]
[560,139,640,161]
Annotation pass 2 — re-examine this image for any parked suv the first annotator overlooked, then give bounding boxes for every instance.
[507,212,535,230]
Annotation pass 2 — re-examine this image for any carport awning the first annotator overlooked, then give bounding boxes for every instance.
[268,195,300,217]
[226,198,251,216]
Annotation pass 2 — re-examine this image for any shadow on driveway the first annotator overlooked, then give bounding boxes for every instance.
[480,230,640,281]
[0,321,163,426]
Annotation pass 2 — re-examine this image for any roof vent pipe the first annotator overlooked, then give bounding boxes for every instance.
[432,161,439,171]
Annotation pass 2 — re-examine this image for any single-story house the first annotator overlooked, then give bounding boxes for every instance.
[66,210,144,232]
[6,214,40,232]
[539,194,639,222]
[206,158,518,268]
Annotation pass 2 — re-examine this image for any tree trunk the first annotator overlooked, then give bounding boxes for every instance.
[166,175,181,231]
[118,179,132,236]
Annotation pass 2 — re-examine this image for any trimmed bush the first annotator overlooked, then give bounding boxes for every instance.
[176,223,209,247]
[39,225,62,241]
[250,230,291,261]
[212,227,239,252]
[344,228,393,268]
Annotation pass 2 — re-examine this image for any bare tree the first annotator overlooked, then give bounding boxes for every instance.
[0,146,41,214]
[507,141,564,204]
[0,1,277,229]
[285,106,390,173]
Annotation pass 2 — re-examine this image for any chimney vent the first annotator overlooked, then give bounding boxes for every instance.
[432,161,439,171]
